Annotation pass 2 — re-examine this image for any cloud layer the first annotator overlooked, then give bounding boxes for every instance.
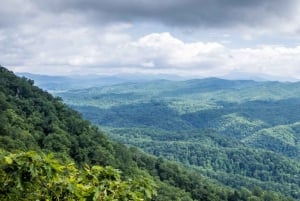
[32,0,299,28]
[2,0,300,33]
[1,0,300,80]
[3,27,300,79]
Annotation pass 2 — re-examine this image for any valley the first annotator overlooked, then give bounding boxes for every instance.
[54,78,300,199]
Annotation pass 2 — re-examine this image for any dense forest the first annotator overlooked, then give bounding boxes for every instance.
[1,66,295,200]
[0,67,298,201]
[52,77,300,199]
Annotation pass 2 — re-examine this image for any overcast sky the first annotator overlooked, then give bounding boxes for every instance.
[2,0,300,80]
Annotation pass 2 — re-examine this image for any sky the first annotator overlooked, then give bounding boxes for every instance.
[2,0,300,80]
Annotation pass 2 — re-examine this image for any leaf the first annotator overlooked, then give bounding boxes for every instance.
[16,177,23,190]
[145,189,152,199]
[4,156,13,164]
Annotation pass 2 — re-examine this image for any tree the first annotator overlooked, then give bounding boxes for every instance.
[0,150,156,201]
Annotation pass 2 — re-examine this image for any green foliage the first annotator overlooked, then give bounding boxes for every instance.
[0,149,156,201]
[0,67,296,200]
[55,77,300,199]
[131,149,293,201]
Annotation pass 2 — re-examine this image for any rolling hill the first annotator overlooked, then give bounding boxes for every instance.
[2,67,294,200]
[54,77,300,199]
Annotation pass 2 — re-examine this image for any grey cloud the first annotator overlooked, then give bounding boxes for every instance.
[0,0,38,28]
[31,0,297,28]
[1,0,297,30]
[2,0,300,78]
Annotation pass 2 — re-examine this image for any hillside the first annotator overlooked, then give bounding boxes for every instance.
[54,77,300,199]
[1,67,293,200]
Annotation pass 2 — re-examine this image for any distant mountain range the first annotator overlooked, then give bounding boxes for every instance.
[221,71,300,82]
[18,71,299,92]
[17,72,189,92]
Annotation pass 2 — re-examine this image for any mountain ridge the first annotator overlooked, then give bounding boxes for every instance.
[51,76,300,199]
[2,66,295,200]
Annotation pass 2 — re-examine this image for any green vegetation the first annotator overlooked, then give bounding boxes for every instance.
[0,150,155,201]
[1,66,295,200]
[55,77,300,199]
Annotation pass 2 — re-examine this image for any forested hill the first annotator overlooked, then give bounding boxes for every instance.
[53,76,300,200]
[1,66,294,200]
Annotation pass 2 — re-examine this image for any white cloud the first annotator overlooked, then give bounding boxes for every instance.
[229,46,300,78]
[2,0,300,81]
[116,32,227,72]
[3,24,300,80]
